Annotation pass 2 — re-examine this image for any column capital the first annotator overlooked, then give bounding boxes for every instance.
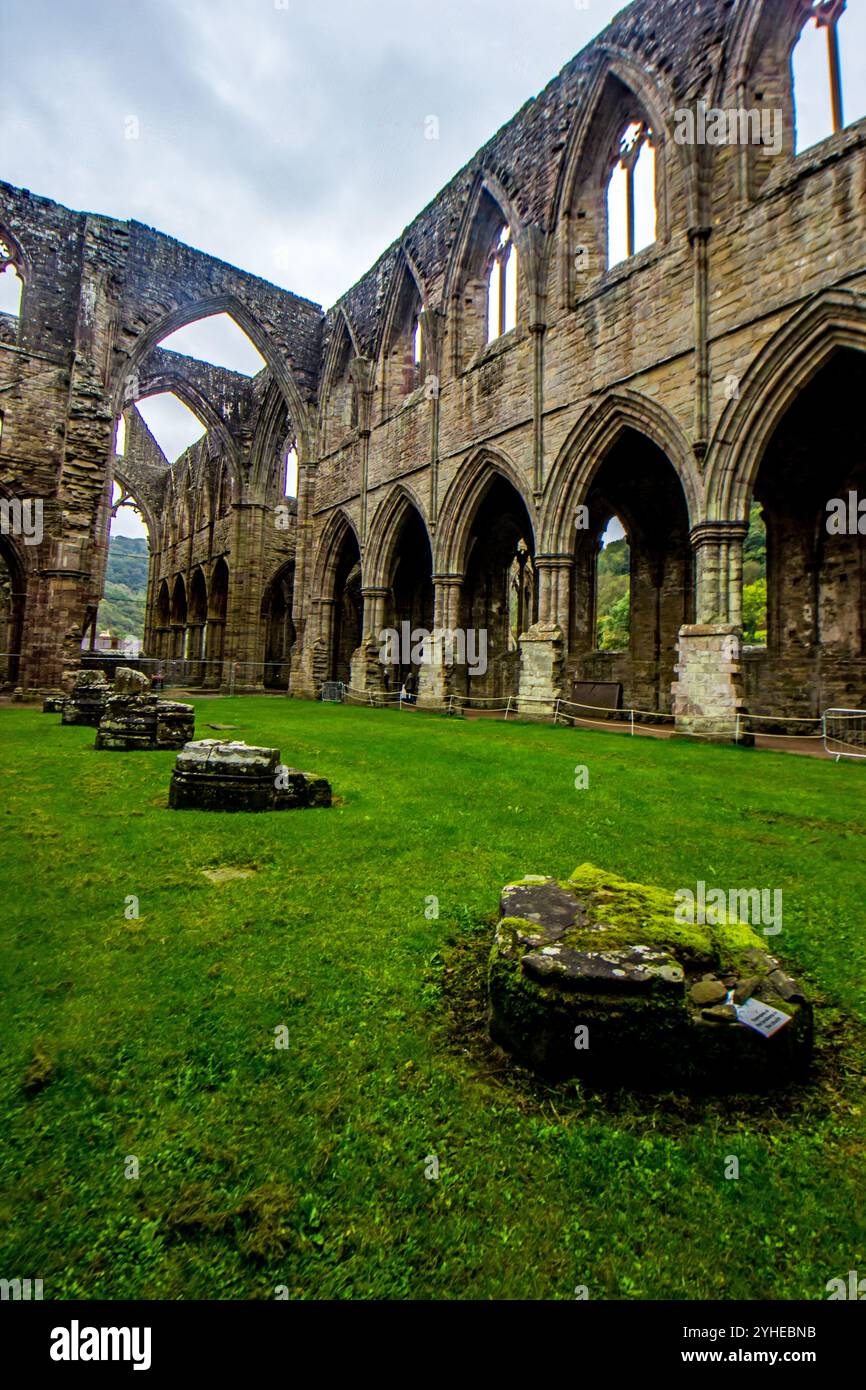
[534,552,574,569]
[689,520,748,548]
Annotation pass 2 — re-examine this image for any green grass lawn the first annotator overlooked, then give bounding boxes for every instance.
[1,698,865,1300]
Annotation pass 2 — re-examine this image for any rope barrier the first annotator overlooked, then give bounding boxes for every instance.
[333,684,862,757]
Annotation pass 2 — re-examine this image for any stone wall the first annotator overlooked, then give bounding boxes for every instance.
[1,0,865,726]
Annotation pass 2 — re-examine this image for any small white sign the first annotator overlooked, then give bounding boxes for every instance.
[735,998,792,1038]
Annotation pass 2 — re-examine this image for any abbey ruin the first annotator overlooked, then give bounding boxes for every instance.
[1,0,864,732]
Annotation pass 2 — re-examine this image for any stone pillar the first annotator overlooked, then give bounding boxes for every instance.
[672,624,749,742]
[360,586,389,642]
[518,623,565,716]
[672,523,749,741]
[692,522,747,627]
[350,637,386,696]
[535,554,573,634]
[417,576,462,707]
[222,499,268,692]
[349,586,389,696]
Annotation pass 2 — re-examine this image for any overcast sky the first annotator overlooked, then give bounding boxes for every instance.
[1,0,863,536]
[0,0,629,309]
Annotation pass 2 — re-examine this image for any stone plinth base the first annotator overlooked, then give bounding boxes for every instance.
[61,671,111,727]
[169,740,332,812]
[95,696,195,751]
[43,696,68,714]
[517,624,564,717]
[488,865,812,1092]
[417,656,451,708]
[672,624,751,743]
[350,638,385,698]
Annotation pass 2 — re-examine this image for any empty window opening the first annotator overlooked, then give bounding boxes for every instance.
[508,539,534,647]
[793,2,865,153]
[399,316,423,397]
[109,481,148,541]
[157,312,267,377]
[114,415,127,456]
[487,226,518,343]
[134,393,206,462]
[596,516,630,651]
[401,316,423,395]
[94,483,149,652]
[606,123,656,270]
[0,240,22,318]
[742,504,767,646]
[283,445,299,499]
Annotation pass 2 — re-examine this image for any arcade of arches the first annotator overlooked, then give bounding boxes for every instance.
[1,0,865,732]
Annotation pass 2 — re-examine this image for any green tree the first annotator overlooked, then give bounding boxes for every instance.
[597,589,630,651]
[743,505,767,587]
[95,536,149,640]
[742,577,767,645]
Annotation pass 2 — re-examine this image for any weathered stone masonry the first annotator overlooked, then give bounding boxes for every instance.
[1,0,865,730]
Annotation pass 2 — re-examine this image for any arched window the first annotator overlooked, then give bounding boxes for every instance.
[742,504,767,646]
[114,415,127,456]
[379,259,425,417]
[595,516,630,651]
[487,226,518,343]
[322,320,357,449]
[606,122,656,270]
[283,444,299,499]
[134,393,206,463]
[792,1,863,154]
[413,318,423,376]
[508,538,534,647]
[157,312,266,376]
[0,238,23,319]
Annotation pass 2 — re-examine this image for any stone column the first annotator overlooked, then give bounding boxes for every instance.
[417,575,462,706]
[535,554,573,633]
[301,597,336,697]
[222,499,268,692]
[349,586,389,696]
[518,623,565,716]
[673,522,749,740]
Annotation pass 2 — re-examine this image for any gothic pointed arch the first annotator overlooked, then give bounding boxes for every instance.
[0,223,27,331]
[375,248,429,417]
[553,54,689,303]
[124,368,243,488]
[443,174,526,373]
[723,0,858,194]
[0,503,28,685]
[113,292,313,454]
[261,558,296,689]
[542,391,700,553]
[319,310,360,453]
[436,447,535,576]
[366,483,432,590]
[706,289,866,519]
[312,507,362,599]
[111,463,159,540]
[249,376,294,498]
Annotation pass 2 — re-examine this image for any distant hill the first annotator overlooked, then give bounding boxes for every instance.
[96,536,149,641]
